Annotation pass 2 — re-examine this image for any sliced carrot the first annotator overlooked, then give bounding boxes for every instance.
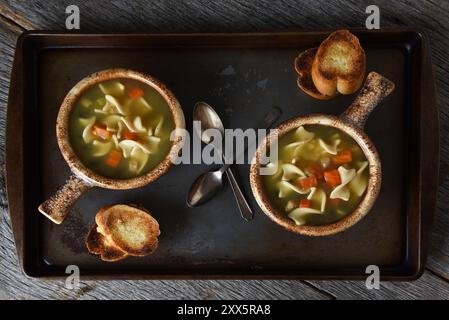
[324,169,341,187]
[332,149,353,165]
[299,199,311,208]
[128,87,144,100]
[122,130,137,140]
[298,175,318,190]
[307,161,323,180]
[105,149,122,167]
[329,197,341,206]
[92,123,113,140]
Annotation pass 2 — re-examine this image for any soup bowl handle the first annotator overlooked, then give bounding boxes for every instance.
[38,174,93,224]
[341,72,395,129]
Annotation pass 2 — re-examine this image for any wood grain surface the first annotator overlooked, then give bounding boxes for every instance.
[0,0,448,300]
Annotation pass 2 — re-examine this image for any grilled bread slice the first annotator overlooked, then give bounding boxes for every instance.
[311,29,365,96]
[86,223,128,262]
[294,48,336,100]
[95,204,160,256]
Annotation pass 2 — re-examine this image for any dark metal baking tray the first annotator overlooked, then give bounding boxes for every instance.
[6,29,438,280]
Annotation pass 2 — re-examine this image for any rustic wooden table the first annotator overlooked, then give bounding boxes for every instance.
[0,0,448,300]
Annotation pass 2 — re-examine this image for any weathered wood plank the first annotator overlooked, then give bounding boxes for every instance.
[0,2,36,30]
[0,276,333,300]
[308,271,449,300]
[0,0,448,299]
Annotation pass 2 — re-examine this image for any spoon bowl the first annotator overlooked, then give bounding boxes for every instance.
[187,169,225,207]
[193,101,225,144]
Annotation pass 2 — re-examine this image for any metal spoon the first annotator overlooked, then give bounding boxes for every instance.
[188,101,253,221]
[187,104,282,216]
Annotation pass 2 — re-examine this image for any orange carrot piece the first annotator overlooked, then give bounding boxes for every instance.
[105,149,122,167]
[324,169,341,187]
[332,149,353,165]
[329,198,341,206]
[128,87,144,100]
[298,175,318,190]
[122,130,137,140]
[307,161,323,180]
[92,124,113,140]
[299,199,311,208]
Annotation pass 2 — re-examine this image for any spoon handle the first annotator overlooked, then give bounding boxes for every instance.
[219,106,283,174]
[225,167,253,221]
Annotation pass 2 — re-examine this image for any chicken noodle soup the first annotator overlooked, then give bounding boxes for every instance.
[262,125,369,226]
[69,79,175,179]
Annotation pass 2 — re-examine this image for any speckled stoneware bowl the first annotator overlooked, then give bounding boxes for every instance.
[39,69,185,224]
[250,72,395,236]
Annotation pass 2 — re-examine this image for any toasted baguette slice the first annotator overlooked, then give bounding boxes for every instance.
[86,223,128,262]
[311,29,365,96]
[294,48,336,100]
[95,204,160,256]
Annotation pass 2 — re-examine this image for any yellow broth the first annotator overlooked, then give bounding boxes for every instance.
[262,125,369,226]
[69,78,175,179]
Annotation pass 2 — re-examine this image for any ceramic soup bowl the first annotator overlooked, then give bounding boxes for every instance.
[250,72,395,236]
